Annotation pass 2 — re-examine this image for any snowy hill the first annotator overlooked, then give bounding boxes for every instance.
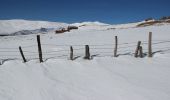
[0,19,170,100]
[71,21,110,26]
[0,19,68,35]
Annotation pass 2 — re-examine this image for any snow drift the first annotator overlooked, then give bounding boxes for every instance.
[0,57,170,100]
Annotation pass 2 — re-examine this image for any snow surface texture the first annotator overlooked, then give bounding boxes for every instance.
[0,20,170,100]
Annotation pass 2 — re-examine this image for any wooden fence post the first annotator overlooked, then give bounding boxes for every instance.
[19,46,27,63]
[114,36,118,57]
[37,35,43,62]
[148,32,152,57]
[84,45,90,60]
[70,46,73,60]
[134,41,141,57]
[139,46,143,58]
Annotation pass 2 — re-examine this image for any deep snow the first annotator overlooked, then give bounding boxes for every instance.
[0,20,170,100]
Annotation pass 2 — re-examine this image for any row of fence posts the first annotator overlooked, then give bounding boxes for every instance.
[19,32,153,63]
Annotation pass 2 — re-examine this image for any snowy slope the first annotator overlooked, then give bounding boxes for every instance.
[71,21,146,31]
[0,20,170,100]
[0,19,68,34]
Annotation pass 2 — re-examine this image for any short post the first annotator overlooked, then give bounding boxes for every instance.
[139,46,143,58]
[114,36,118,57]
[84,45,90,60]
[134,41,141,57]
[70,46,74,60]
[37,35,43,62]
[148,32,152,57]
[19,46,27,63]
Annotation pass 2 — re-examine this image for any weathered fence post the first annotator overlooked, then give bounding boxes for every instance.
[70,46,73,60]
[19,46,27,63]
[84,45,90,60]
[139,46,143,58]
[148,32,152,57]
[135,41,141,57]
[37,35,43,63]
[114,36,118,57]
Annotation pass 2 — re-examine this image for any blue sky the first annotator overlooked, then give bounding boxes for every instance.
[0,0,169,24]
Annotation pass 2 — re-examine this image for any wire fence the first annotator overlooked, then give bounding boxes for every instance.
[0,38,170,64]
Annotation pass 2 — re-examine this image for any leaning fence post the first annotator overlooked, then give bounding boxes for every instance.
[84,45,90,60]
[70,46,73,60]
[114,36,118,57]
[148,32,152,57]
[134,41,141,57]
[37,35,43,63]
[139,46,143,58]
[19,46,27,63]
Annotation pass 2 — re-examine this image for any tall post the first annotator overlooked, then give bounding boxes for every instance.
[139,46,143,58]
[70,46,73,60]
[135,41,141,57]
[37,35,43,62]
[84,45,90,60]
[19,46,27,63]
[148,32,152,57]
[114,36,118,57]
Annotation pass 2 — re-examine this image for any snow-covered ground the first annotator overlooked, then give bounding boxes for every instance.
[0,20,170,100]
